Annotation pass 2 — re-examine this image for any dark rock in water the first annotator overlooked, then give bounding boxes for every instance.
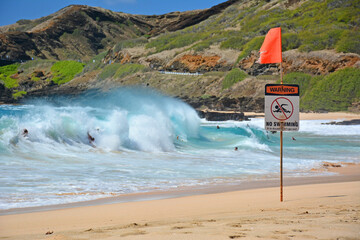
[323,119,360,125]
[197,110,248,121]
[183,96,264,113]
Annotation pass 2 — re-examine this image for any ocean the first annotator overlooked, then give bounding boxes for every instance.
[0,87,359,210]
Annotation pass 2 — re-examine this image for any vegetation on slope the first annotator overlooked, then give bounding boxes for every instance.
[222,68,247,89]
[20,59,54,78]
[83,51,108,73]
[98,63,148,80]
[146,0,359,59]
[97,63,122,80]
[51,61,84,85]
[0,64,28,99]
[281,72,312,98]
[114,37,148,52]
[301,68,360,112]
[281,68,360,111]
[0,64,20,88]
[12,90,27,99]
[114,64,147,79]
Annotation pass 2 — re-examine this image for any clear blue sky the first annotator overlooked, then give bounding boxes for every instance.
[0,0,227,26]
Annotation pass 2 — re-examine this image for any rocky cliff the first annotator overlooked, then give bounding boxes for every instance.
[0,1,237,62]
[239,50,360,76]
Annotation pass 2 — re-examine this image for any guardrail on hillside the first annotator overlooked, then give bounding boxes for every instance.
[159,71,203,76]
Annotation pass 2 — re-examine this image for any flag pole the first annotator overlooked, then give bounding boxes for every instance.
[259,27,284,202]
[280,61,284,202]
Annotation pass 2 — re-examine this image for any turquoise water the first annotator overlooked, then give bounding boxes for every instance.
[0,88,359,210]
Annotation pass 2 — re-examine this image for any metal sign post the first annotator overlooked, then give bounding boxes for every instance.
[265,81,299,202]
[280,122,283,202]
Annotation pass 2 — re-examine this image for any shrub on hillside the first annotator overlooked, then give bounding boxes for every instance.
[301,68,360,111]
[146,31,211,53]
[279,72,312,97]
[222,68,247,89]
[220,35,246,50]
[236,36,264,62]
[83,51,108,73]
[51,61,84,85]
[97,63,121,80]
[114,64,147,79]
[114,37,148,52]
[21,59,54,71]
[282,33,301,51]
[98,63,147,80]
[336,30,360,54]
[0,64,20,88]
[12,90,27,99]
[298,28,343,52]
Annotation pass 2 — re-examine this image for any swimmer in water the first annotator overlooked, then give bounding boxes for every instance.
[87,131,96,148]
[11,128,28,145]
[87,132,94,142]
[234,147,238,151]
[22,129,28,137]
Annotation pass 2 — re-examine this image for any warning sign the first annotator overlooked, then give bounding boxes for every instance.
[265,85,299,95]
[265,84,299,131]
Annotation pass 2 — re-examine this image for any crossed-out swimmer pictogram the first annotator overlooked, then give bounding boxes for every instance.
[270,97,294,120]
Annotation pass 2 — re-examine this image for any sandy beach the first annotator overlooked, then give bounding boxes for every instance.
[0,112,359,240]
[299,112,360,120]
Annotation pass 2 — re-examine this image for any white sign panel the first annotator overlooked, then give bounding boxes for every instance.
[265,84,299,131]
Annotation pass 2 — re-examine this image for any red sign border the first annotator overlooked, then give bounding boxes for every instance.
[270,97,294,121]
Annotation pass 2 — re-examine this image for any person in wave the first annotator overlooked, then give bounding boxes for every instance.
[22,128,28,137]
[87,131,96,147]
[10,128,29,145]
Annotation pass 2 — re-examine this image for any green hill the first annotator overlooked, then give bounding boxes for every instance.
[146,0,359,57]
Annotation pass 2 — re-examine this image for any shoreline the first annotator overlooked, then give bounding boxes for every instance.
[1,163,359,216]
[0,172,359,239]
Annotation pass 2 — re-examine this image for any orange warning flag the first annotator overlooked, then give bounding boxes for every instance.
[259,27,282,64]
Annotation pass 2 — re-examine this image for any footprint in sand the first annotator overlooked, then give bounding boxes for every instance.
[120,230,147,237]
[228,223,242,228]
[229,233,246,239]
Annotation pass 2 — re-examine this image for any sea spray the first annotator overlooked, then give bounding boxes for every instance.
[3,87,200,152]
